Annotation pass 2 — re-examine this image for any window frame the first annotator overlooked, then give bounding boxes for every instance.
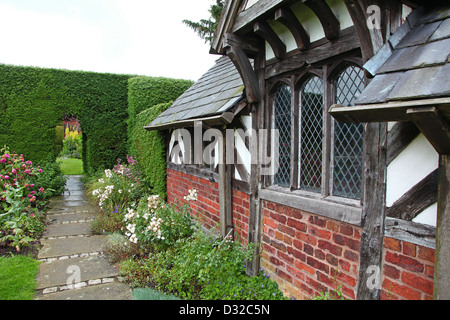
[267,58,365,207]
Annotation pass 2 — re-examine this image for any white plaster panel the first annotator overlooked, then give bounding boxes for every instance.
[386,133,439,207]
[413,202,437,227]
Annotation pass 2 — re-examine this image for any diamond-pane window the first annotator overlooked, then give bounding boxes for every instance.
[274,85,292,187]
[333,66,365,200]
[299,77,323,193]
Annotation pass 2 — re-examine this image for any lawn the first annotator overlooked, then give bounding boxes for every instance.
[0,255,40,300]
[57,157,84,175]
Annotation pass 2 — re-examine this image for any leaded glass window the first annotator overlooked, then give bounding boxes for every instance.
[333,66,365,200]
[299,76,323,193]
[274,85,291,187]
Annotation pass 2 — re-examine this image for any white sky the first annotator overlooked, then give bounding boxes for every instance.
[0,0,220,81]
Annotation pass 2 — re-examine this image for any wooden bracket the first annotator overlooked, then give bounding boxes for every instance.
[275,7,310,50]
[223,33,260,57]
[407,107,450,155]
[253,21,286,60]
[225,40,260,104]
[304,0,340,40]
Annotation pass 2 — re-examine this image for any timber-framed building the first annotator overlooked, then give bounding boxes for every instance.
[146,0,450,300]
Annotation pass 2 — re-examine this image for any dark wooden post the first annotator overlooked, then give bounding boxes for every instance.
[356,122,388,300]
[434,154,450,299]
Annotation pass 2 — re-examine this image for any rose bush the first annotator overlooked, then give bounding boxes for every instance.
[87,156,146,234]
[0,147,47,251]
[123,193,194,251]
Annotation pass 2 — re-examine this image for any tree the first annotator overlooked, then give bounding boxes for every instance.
[182,0,224,45]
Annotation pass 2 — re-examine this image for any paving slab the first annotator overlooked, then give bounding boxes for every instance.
[36,283,133,300]
[36,175,133,300]
[46,212,93,224]
[43,222,92,238]
[38,235,108,260]
[36,255,119,289]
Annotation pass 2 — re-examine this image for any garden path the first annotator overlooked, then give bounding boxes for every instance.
[34,175,133,300]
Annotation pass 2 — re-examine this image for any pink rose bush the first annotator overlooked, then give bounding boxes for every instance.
[0,147,46,251]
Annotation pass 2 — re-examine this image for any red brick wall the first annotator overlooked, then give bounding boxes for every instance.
[232,189,250,245]
[261,200,361,300]
[167,168,436,300]
[381,237,435,300]
[167,168,220,230]
[167,168,251,242]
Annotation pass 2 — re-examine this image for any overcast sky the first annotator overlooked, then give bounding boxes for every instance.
[0,0,220,81]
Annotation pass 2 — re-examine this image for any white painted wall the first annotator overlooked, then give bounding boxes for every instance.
[386,133,439,226]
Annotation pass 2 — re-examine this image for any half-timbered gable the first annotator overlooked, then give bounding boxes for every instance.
[146,0,449,300]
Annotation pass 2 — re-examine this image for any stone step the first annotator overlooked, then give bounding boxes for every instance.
[36,255,119,290]
[35,282,133,300]
[46,212,94,224]
[38,235,108,260]
[43,222,92,238]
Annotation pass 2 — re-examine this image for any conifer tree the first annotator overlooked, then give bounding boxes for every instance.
[182,0,224,45]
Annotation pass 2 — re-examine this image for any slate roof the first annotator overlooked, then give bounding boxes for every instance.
[355,6,450,105]
[146,55,244,129]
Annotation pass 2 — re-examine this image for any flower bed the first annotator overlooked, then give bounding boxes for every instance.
[87,157,286,300]
[0,147,63,254]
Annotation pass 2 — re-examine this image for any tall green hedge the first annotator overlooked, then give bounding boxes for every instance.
[130,102,172,198]
[0,64,130,172]
[127,76,193,142]
[128,76,193,198]
[0,64,192,193]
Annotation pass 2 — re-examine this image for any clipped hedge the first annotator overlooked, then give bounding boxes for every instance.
[0,64,192,193]
[130,102,171,198]
[0,64,130,172]
[128,76,193,198]
[127,76,193,130]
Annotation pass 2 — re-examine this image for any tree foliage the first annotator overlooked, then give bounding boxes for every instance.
[182,0,225,45]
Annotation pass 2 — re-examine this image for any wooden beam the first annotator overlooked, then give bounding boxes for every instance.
[407,107,450,155]
[265,27,360,79]
[232,0,291,34]
[303,0,340,40]
[434,154,450,299]
[385,217,435,249]
[386,169,438,221]
[274,7,310,50]
[211,0,242,55]
[223,33,260,57]
[343,0,376,62]
[329,98,450,124]
[254,21,286,60]
[356,122,388,300]
[225,43,260,104]
[219,129,233,237]
[387,121,420,165]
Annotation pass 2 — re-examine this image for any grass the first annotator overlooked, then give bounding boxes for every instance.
[132,288,182,300]
[0,255,40,300]
[57,157,84,175]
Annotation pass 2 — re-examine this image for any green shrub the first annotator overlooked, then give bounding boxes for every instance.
[118,227,286,300]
